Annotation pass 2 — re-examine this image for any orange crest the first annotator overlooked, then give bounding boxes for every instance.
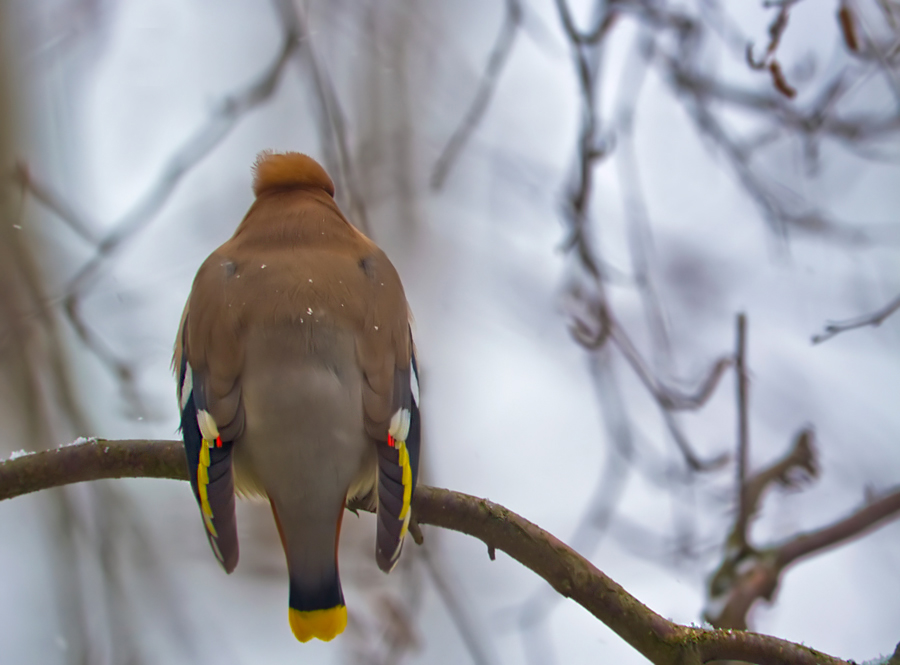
[252,151,335,198]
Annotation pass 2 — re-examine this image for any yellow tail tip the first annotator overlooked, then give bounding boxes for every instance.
[289,605,347,643]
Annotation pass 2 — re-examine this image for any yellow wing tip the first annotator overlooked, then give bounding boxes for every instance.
[289,605,347,643]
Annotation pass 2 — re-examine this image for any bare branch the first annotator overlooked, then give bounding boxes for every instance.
[289,4,371,236]
[735,312,750,548]
[746,2,792,70]
[62,297,147,417]
[419,545,496,665]
[24,0,301,414]
[430,0,523,190]
[0,440,186,501]
[703,429,900,631]
[708,479,900,631]
[706,428,818,627]
[554,0,617,44]
[661,409,729,472]
[743,428,818,528]
[0,439,858,665]
[609,320,734,412]
[12,162,100,245]
[662,62,900,145]
[777,485,900,567]
[64,6,301,300]
[812,292,900,344]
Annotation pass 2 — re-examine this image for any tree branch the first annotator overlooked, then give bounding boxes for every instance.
[706,484,900,632]
[735,312,751,548]
[288,2,372,236]
[0,440,187,500]
[812,292,900,344]
[430,0,523,190]
[609,319,734,413]
[705,428,900,631]
[777,486,900,567]
[0,438,858,665]
[742,428,818,532]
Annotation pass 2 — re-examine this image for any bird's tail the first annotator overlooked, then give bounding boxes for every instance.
[271,500,348,642]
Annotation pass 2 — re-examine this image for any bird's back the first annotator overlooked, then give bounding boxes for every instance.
[176,152,419,643]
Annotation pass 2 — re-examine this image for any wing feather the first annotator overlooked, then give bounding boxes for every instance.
[374,333,421,572]
[178,324,240,573]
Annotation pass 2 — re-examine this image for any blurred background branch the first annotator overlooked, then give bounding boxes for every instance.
[812,292,900,343]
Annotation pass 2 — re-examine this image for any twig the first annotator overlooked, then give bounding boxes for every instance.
[653,26,900,244]
[289,3,371,236]
[706,428,831,629]
[745,1,798,97]
[12,162,100,245]
[735,312,750,548]
[555,0,613,247]
[847,0,900,104]
[64,5,300,300]
[812,292,900,344]
[554,0,617,44]
[430,0,523,190]
[28,0,300,414]
[62,297,147,417]
[708,477,900,630]
[609,321,734,412]
[665,66,865,242]
[742,428,818,530]
[614,29,672,369]
[662,60,900,145]
[777,485,900,566]
[419,544,496,665]
[608,319,732,470]
[661,409,729,472]
[0,438,858,665]
[611,32,732,475]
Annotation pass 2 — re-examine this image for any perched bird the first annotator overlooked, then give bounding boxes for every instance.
[173,152,421,643]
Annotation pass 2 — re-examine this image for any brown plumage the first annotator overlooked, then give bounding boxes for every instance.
[174,152,421,643]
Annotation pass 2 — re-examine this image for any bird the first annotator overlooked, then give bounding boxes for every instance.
[173,151,421,643]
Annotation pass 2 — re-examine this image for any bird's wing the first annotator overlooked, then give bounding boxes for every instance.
[350,248,422,573]
[373,333,421,572]
[176,307,242,573]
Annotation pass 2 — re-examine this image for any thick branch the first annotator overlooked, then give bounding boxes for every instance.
[0,440,188,500]
[0,439,857,664]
